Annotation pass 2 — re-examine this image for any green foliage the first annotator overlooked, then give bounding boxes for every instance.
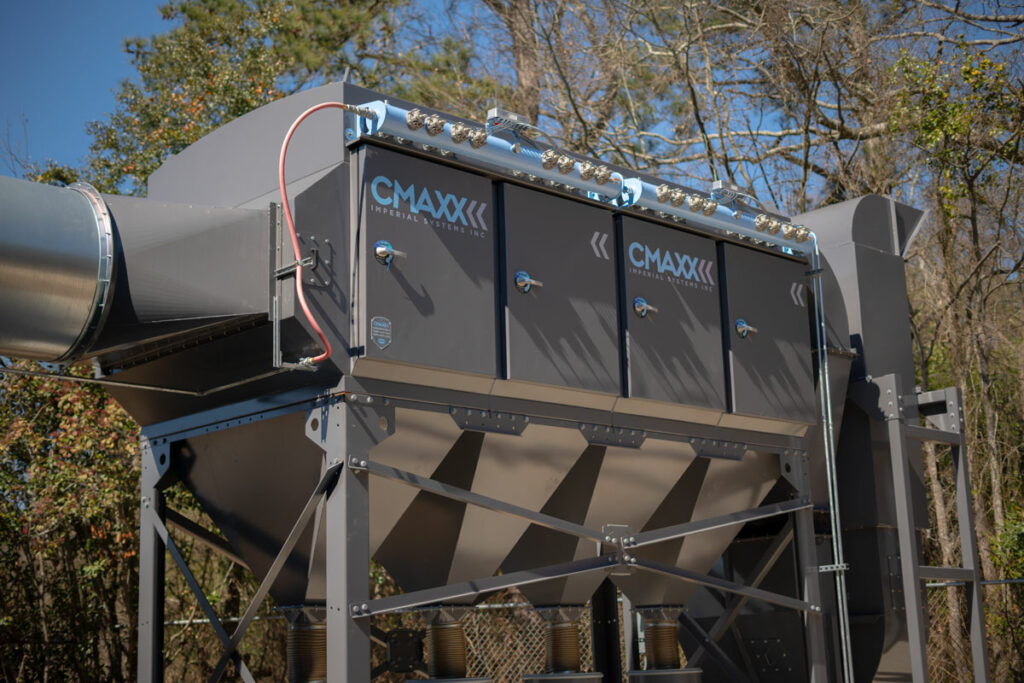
[994,508,1024,578]
[0,363,140,680]
[892,46,1022,218]
[86,0,400,194]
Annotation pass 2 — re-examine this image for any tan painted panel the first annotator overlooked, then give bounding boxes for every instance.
[446,423,589,585]
[491,378,618,411]
[559,438,698,604]
[447,424,589,584]
[662,451,780,605]
[368,407,463,554]
[352,357,496,394]
[613,396,723,425]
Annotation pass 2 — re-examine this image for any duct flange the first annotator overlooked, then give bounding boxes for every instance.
[0,177,115,362]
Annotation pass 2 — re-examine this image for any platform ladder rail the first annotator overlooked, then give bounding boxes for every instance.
[876,374,990,682]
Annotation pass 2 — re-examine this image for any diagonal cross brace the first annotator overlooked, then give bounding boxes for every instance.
[352,554,619,617]
[147,508,256,683]
[688,520,795,668]
[632,557,820,614]
[628,498,809,549]
[207,460,343,683]
[678,609,753,683]
[360,459,606,543]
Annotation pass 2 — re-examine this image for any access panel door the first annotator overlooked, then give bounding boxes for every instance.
[503,184,619,394]
[621,217,725,409]
[721,243,816,423]
[359,145,496,376]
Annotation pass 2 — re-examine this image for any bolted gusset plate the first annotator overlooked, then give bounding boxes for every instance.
[578,423,646,448]
[450,406,529,435]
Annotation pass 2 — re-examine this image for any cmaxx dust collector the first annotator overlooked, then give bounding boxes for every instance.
[0,83,991,682]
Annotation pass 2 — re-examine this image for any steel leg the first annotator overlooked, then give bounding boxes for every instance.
[325,406,372,680]
[881,375,929,683]
[785,452,829,683]
[590,578,623,682]
[137,438,167,683]
[946,387,990,682]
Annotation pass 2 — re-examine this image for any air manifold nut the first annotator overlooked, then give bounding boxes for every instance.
[656,184,672,203]
[406,108,425,130]
[578,162,596,181]
[755,214,772,232]
[686,194,704,212]
[782,223,798,240]
[541,149,559,170]
[424,114,446,136]
[594,166,612,185]
[702,199,719,216]
[468,128,488,148]
[557,155,575,174]
[670,189,686,207]
[794,226,811,243]
[449,122,470,144]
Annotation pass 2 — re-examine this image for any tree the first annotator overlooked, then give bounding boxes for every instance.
[87,0,401,195]
[896,43,1024,680]
[1,1,401,679]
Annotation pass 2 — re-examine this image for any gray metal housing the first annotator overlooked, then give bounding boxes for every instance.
[0,82,988,683]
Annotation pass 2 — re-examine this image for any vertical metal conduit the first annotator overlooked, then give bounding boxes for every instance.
[810,236,855,681]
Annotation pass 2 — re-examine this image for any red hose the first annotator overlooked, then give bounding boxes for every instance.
[278,102,349,364]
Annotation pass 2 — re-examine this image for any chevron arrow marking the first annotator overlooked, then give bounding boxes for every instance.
[475,201,488,230]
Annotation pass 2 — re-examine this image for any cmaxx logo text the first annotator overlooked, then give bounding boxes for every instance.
[370,175,489,234]
[627,241,715,292]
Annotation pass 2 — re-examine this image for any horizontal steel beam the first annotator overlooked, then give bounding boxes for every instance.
[628,499,809,549]
[631,557,820,614]
[904,424,962,445]
[918,565,976,582]
[352,554,618,617]
[361,459,605,543]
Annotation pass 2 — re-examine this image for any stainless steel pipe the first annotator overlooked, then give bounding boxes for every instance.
[0,176,114,362]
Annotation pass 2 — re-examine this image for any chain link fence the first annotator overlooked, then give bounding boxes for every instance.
[373,602,598,682]
[370,595,691,681]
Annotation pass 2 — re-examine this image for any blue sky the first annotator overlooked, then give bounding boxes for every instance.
[0,0,169,178]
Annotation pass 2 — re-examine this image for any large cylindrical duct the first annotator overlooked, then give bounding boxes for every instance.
[0,177,114,362]
[0,174,273,369]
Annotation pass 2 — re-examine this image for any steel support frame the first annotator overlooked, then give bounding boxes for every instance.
[137,437,167,683]
[673,451,827,683]
[866,374,990,683]
[136,384,823,681]
[135,393,329,682]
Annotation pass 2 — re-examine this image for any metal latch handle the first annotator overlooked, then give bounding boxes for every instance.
[735,318,758,338]
[514,270,543,294]
[374,240,406,269]
[632,297,658,318]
